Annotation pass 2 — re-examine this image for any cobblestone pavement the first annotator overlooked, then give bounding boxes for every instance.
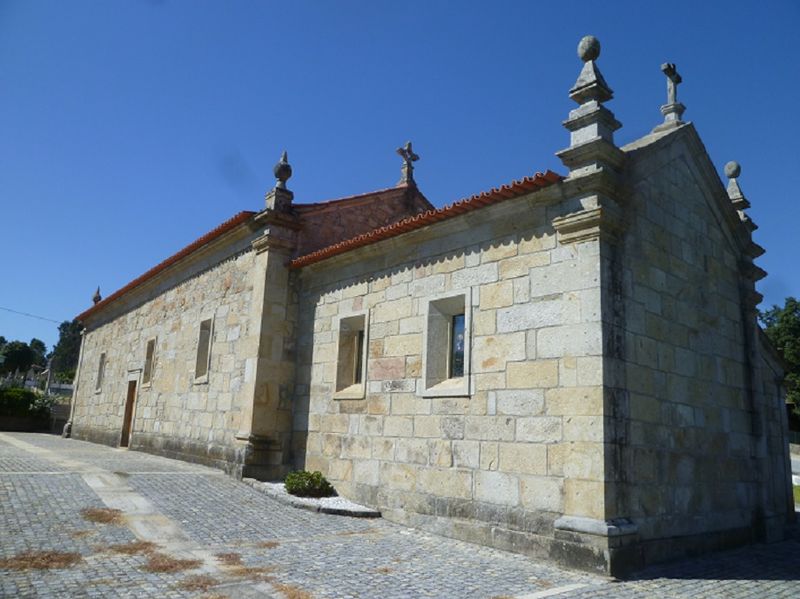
[1,433,798,598]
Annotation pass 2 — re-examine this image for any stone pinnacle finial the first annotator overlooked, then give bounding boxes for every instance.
[569,35,613,104]
[577,35,600,62]
[654,62,686,132]
[724,161,741,180]
[725,160,750,211]
[92,287,102,305]
[396,141,419,185]
[273,150,292,190]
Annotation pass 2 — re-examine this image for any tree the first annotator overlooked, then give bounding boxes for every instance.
[0,341,36,375]
[29,338,47,368]
[50,320,82,375]
[760,297,800,410]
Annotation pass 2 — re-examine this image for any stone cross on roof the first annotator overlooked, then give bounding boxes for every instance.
[397,141,419,185]
[654,62,686,131]
[662,63,681,104]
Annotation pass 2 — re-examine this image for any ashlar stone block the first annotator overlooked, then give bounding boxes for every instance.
[498,442,547,475]
[516,417,562,443]
[472,332,525,373]
[506,360,558,389]
[475,470,519,505]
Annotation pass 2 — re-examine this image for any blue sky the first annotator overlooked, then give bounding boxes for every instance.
[1,0,798,350]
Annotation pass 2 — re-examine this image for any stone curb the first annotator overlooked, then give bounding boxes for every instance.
[241,477,381,518]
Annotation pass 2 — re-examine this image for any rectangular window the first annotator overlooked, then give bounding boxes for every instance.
[195,318,213,381]
[450,314,465,378]
[422,291,471,397]
[334,312,368,399]
[142,338,156,386]
[95,352,106,392]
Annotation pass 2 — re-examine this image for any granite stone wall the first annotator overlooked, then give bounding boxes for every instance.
[617,129,793,562]
[71,243,259,472]
[293,186,613,570]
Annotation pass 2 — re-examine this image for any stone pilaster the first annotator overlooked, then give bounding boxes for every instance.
[234,152,301,480]
[552,37,637,575]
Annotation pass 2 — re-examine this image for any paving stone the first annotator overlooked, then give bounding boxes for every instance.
[1,432,798,598]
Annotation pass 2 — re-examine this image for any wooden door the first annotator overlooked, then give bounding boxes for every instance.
[120,380,137,447]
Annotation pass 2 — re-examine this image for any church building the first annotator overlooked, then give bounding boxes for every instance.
[67,36,794,575]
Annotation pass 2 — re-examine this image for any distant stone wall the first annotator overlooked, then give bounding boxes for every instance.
[294,186,613,571]
[71,242,259,472]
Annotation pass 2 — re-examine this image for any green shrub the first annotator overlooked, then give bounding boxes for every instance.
[0,388,48,418]
[284,470,335,498]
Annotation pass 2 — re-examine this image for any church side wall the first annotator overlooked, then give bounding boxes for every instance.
[71,246,258,473]
[619,136,779,561]
[294,190,612,572]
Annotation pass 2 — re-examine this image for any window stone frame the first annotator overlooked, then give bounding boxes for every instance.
[333,309,369,400]
[421,288,472,398]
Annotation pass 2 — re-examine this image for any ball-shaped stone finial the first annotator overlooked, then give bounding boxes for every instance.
[724,161,741,179]
[273,150,292,189]
[577,36,600,62]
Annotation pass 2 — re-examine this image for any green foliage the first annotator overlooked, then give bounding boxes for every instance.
[50,320,82,375]
[54,369,76,384]
[284,470,335,498]
[29,338,47,368]
[0,341,36,375]
[760,297,800,410]
[0,388,49,419]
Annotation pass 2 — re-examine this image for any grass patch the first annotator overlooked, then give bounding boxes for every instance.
[69,530,93,539]
[257,541,280,549]
[272,582,313,599]
[178,574,219,592]
[108,541,157,555]
[375,566,392,574]
[215,552,242,566]
[229,565,277,581]
[0,550,82,570]
[141,552,202,573]
[793,485,800,504]
[80,507,124,525]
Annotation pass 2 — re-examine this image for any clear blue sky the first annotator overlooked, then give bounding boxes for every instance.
[1,0,798,350]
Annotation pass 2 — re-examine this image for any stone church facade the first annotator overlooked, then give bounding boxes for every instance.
[67,37,794,575]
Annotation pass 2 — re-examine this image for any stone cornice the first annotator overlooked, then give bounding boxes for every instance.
[556,137,626,173]
[552,202,624,244]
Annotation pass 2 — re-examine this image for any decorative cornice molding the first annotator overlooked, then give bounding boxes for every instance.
[552,202,624,244]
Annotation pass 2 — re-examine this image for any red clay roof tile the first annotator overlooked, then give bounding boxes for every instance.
[77,210,256,322]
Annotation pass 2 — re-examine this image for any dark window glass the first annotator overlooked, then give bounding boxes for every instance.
[354,330,365,384]
[450,314,465,378]
[196,319,212,378]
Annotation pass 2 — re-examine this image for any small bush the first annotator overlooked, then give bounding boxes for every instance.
[284,470,334,498]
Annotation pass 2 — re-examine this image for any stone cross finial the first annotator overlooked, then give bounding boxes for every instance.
[654,62,686,131]
[397,141,419,185]
[273,150,292,190]
[661,63,681,104]
[92,287,102,305]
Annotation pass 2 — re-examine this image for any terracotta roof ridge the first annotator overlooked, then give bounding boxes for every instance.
[77,210,256,322]
[290,170,562,269]
[295,183,411,210]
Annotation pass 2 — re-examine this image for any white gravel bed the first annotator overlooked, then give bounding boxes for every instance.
[241,478,381,518]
